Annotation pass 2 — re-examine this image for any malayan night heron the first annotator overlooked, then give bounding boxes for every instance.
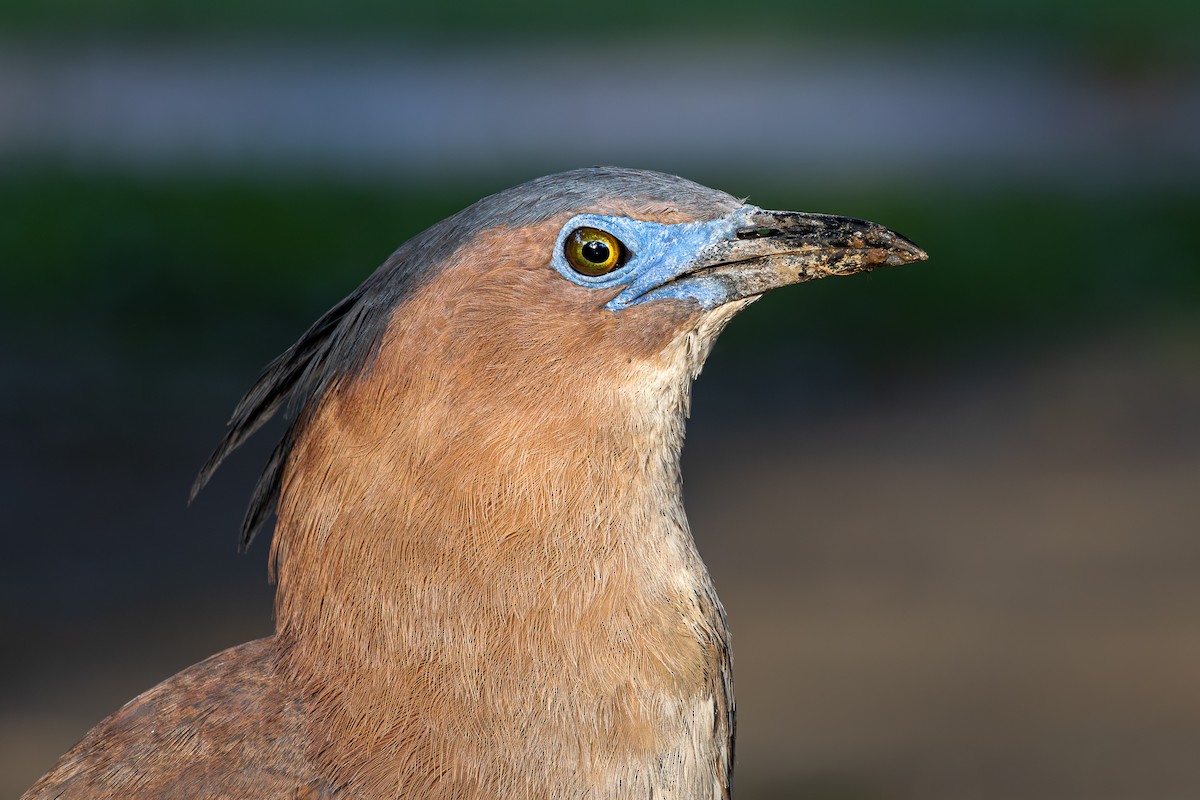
[24,167,926,800]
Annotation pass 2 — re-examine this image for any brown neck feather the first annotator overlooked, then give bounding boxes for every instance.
[270,223,739,799]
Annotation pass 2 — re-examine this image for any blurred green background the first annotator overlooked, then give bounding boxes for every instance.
[2,2,1199,798]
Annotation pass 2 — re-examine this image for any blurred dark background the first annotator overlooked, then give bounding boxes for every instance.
[2,2,1199,797]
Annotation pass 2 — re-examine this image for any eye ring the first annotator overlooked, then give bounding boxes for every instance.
[565,227,627,276]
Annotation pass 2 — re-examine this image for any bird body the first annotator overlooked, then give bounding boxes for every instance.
[23,639,330,797]
[24,168,924,799]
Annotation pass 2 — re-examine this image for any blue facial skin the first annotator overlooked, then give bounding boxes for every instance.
[550,206,763,311]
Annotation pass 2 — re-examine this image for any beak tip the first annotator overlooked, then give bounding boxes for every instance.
[863,222,926,266]
[891,233,928,264]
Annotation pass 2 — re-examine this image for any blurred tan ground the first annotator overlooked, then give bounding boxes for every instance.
[5,328,1199,798]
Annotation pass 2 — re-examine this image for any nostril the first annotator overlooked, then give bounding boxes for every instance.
[735,226,780,240]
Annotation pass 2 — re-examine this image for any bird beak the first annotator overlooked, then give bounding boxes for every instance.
[680,208,928,304]
[598,205,928,311]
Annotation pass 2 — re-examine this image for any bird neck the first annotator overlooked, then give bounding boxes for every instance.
[267,303,740,797]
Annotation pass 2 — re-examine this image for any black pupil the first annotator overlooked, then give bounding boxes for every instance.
[581,239,611,264]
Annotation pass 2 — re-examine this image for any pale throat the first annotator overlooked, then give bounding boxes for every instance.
[621,299,755,448]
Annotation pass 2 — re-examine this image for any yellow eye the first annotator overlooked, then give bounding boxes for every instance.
[565,227,626,276]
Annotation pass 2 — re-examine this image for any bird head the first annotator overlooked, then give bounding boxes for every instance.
[193,167,925,549]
